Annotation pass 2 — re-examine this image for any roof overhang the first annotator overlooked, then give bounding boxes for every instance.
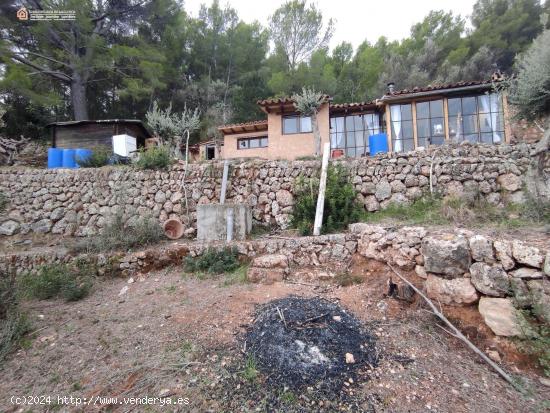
[380,83,495,104]
[218,121,268,135]
[46,119,152,139]
[257,95,331,114]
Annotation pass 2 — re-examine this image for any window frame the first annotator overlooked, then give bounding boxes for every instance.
[415,99,446,147]
[236,136,268,150]
[282,115,313,134]
[447,93,505,144]
[329,112,385,158]
[390,103,414,153]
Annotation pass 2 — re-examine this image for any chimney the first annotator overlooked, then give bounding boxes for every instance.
[387,82,395,94]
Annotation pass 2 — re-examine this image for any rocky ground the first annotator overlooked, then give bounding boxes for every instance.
[1,258,549,412]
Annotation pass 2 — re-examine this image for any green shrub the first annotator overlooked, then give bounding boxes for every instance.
[292,164,363,235]
[72,212,164,253]
[184,247,240,275]
[0,191,7,212]
[134,145,172,170]
[1,271,31,363]
[18,262,94,302]
[516,310,550,377]
[76,146,112,168]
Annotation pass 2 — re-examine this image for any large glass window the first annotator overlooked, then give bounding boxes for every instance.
[416,99,445,147]
[329,113,383,157]
[282,115,312,134]
[390,104,414,153]
[448,93,504,144]
[237,136,268,149]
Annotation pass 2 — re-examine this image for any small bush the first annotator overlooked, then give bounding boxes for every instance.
[73,212,164,253]
[1,271,31,363]
[292,164,363,235]
[134,145,172,170]
[76,146,112,168]
[516,310,550,377]
[18,262,94,302]
[184,247,240,275]
[0,191,7,212]
[363,191,550,229]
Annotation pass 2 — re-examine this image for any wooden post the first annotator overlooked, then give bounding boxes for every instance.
[411,102,418,149]
[443,98,450,141]
[220,160,229,204]
[313,143,330,236]
[502,92,512,144]
[385,105,392,153]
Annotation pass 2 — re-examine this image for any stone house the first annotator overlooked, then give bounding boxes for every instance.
[218,76,541,161]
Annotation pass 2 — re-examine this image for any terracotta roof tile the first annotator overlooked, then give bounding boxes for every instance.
[257,95,331,106]
[386,79,499,97]
[218,119,267,129]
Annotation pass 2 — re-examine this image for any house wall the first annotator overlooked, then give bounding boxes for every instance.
[54,124,115,149]
[223,130,269,159]
[266,103,330,160]
[54,123,147,150]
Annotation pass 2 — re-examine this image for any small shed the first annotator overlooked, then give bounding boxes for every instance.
[46,119,152,150]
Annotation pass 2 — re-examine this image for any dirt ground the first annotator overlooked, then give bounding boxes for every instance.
[1,259,549,412]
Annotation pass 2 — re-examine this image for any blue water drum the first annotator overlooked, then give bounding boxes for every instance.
[47,148,63,168]
[369,133,389,156]
[61,148,76,168]
[75,148,92,168]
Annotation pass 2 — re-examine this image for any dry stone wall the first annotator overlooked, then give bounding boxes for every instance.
[0,142,541,237]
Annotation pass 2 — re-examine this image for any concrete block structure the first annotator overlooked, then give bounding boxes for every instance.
[196,204,252,241]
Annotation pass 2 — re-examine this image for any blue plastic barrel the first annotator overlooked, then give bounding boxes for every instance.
[47,148,63,168]
[369,133,389,156]
[75,148,92,168]
[61,149,76,168]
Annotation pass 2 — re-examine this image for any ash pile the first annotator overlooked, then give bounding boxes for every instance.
[244,296,378,393]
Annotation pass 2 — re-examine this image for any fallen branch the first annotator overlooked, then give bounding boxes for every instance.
[387,264,518,390]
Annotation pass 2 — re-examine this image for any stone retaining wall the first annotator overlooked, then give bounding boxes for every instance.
[0,142,542,237]
[2,223,548,335]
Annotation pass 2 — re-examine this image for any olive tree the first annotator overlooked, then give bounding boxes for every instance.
[508,27,550,201]
[292,88,326,156]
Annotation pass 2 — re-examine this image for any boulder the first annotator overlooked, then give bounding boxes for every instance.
[0,220,20,236]
[374,180,391,201]
[510,278,531,309]
[527,280,550,323]
[415,265,427,279]
[493,240,515,270]
[512,241,545,269]
[510,267,544,279]
[478,297,522,336]
[275,189,294,207]
[425,274,479,305]
[496,173,522,192]
[544,252,550,277]
[469,262,510,297]
[252,254,289,269]
[31,218,52,233]
[246,267,285,285]
[469,235,495,263]
[422,234,471,277]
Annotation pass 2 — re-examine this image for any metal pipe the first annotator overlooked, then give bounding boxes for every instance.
[226,207,234,242]
[220,160,229,204]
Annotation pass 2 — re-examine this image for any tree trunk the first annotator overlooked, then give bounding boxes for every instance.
[312,111,321,157]
[71,74,89,120]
